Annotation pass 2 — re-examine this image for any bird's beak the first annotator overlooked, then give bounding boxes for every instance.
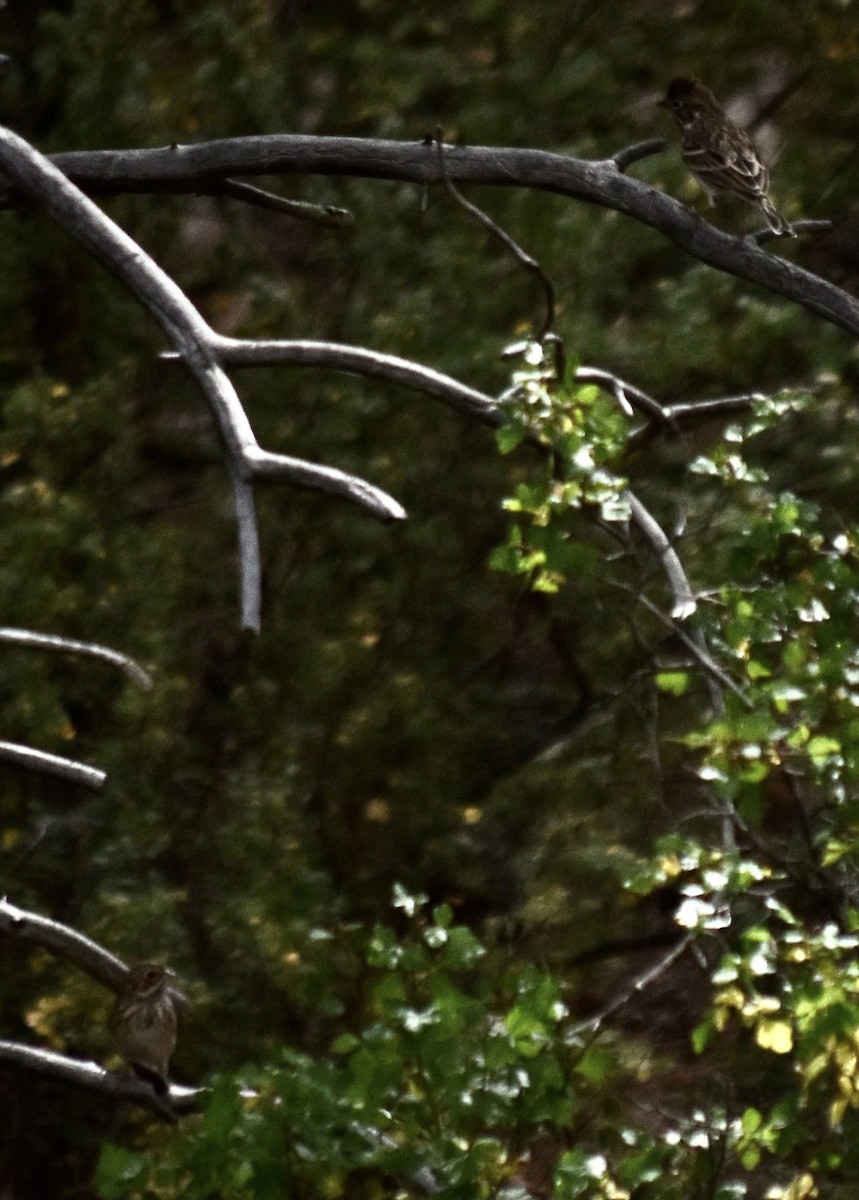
[656,97,669,109]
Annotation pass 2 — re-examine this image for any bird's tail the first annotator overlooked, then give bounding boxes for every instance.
[132,1062,170,1095]
[761,196,796,238]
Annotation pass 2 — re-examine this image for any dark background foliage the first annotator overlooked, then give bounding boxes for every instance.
[2,1,859,1196]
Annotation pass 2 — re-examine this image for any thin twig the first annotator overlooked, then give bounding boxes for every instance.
[576,367,679,432]
[661,393,764,422]
[614,584,751,708]
[569,933,693,1040]
[0,742,106,790]
[435,134,556,341]
[624,490,696,620]
[612,138,667,172]
[0,627,152,689]
[627,391,766,449]
[212,178,354,226]
[753,218,832,245]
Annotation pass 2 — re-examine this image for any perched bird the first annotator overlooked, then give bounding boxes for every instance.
[109,962,178,1095]
[658,77,795,237]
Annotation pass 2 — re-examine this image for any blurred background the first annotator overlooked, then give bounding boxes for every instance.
[0,1,858,1194]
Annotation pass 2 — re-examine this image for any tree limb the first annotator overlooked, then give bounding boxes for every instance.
[0,626,152,689]
[624,490,696,620]
[164,336,503,424]
[10,135,857,339]
[0,125,404,632]
[0,1040,200,1118]
[0,897,190,1009]
[0,742,106,790]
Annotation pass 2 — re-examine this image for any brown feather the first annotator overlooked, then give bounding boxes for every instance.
[658,77,794,236]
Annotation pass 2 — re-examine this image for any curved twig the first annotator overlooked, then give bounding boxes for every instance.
[163,336,503,425]
[435,135,556,341]
[575,367,679,432]
[248,447,406,519]
[0,125,403,631]
[0,627,152,689]
[0,742,106,790]
[624,490,696,620]
[612,138,667,172]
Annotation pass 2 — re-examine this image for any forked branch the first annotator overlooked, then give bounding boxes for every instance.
[0,127,778,650]
[0,126,404,632]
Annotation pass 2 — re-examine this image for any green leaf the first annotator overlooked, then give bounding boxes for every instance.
[741,1107,762,1135]
[655,671,691,696]
[331,1032,361,1054]
[93,1145,147,1200]
[807,735,841,762]
[692,1018,714,1054]
[495,423,527,454]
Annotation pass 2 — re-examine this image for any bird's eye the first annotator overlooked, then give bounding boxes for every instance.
[671,99,682,109]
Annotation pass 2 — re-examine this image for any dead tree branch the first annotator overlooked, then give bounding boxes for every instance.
[624,491,696,621]
[0,626,152,689]
[164,336,503,424]
[569,933,694,1041]
[7,134,857,340]
[0,897,193,1115]
[0,742,106,790]
[0,627,152,788]
[0,897,189,1008]
[0,1040,200,1118]
[0,127,819,653]
[0,125,404,632]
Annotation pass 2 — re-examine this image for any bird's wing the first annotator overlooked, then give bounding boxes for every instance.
[683,122,769,201]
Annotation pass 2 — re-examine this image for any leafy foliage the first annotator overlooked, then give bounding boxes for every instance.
[95,893,574,1198]
[490,341,629,595]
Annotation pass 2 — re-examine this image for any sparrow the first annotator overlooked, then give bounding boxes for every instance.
[109,962,178,1095]
[658,77,795,237]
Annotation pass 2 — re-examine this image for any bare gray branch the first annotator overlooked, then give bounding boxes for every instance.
[0,126,403,631]
[0,741,106,790]
[8,135,855,339]
[0,897,190,1008]
[0,1040,201,1117]
[623,491,697,621]
[0,626,152,689]
[171,336,502,424]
